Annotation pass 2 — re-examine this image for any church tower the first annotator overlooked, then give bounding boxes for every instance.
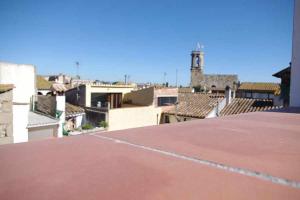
[191,50,204,71]
[190,49,205,88]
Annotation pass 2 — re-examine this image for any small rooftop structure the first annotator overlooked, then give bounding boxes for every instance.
[273,66,291,78]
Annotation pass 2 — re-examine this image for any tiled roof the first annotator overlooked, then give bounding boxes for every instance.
[51,83,67,92]
[0,84,14,93]
[36,75,52,90]
[238,82,280,93]
[178,87,193,93]
[66,103,85,117]
[220,98,279,116]
[27,111,59,128]
[273,66,291,78]
[164,93,222,118]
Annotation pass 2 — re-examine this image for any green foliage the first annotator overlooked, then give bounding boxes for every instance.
[63,129,69,136]
[99,121,108,128]
[82,123,94,130]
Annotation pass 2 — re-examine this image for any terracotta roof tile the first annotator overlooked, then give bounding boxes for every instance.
[66,103,85,117]
[51,83,67,92]
[238,82,280,93]
[36,75,52,90]
[0,84,14,93]
[220,98,279,116]
[164,93,222,118]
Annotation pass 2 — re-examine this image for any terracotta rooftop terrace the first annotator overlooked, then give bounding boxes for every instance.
[0,108,300,199]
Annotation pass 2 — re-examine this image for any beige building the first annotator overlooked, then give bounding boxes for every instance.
[106,86,178,131]
[66,85,178,131]
[66,83,136,108]
[124,86,178,107]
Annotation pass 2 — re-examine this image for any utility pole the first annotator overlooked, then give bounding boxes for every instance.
[124,74,130,84]
[75,61,80,101]
[175,68,178,87]
[163,72,167,85]
[75,61,80,79]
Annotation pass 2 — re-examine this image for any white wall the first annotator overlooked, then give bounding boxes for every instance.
[108,106,161,131]
[75,115,83,128]
[206,98,226,118]
[0,62,35,103]
[290,0,300,107]
[0,62,35,143]
[56,95,65,138]
[13,104,29,143]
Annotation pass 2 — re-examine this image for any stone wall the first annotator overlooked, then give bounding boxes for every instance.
[35,95,56,117]
[203,74,238,90]
[191,67,238,91]
[0,90,13,145]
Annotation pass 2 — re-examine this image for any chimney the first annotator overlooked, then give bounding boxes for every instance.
[225,86,232,105]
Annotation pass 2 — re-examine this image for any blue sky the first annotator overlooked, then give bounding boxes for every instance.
[0,0,294,86]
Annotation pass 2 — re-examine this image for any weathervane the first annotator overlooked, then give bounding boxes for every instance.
[196,42,204,51]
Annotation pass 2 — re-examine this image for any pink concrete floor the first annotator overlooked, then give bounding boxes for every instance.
[0,109,300,199]
[99,109,300,182]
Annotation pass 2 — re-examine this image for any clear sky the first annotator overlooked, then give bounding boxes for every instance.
[0,0,294,86]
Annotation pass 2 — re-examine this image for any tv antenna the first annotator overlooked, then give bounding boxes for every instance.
[75,61,80,79]
[196,42,204,51]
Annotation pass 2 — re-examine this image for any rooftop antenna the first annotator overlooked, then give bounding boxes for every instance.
[75,61,80,101]
[75,61,80,79]
[175,68,178,87]
[196,42,204,51]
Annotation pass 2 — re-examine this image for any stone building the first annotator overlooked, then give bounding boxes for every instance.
[190,50,238,92]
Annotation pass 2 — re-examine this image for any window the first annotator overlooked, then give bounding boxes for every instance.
[157,96,177,106]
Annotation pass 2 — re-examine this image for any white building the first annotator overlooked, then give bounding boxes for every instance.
[0,62,36,143]
[290,0,300,107]
[0,62,61,144]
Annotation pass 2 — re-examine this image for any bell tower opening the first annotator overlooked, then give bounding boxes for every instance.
[191,50,204,72]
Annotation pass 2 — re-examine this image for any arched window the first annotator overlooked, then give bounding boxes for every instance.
[195,56,200,66]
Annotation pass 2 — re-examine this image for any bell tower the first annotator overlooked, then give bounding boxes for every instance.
[190,44,205,88]
[191,50,204,72]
